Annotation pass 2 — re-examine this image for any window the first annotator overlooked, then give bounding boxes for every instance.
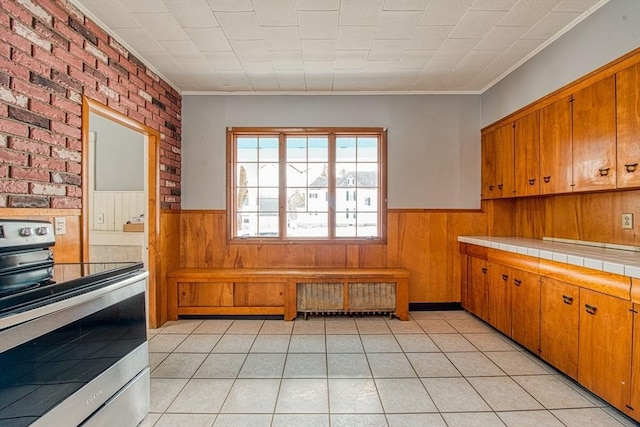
[228,127,387,241]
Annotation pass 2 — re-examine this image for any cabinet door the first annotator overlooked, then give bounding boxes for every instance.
[494,123,515,198]
[481,132,496,199]
[514,111,540,196]
[488,263,512,335]
[511,269,540,354]
[572,76,617,191]
[467,257,489,321]
[629,304,640,421]
[539,96,573,194]
[540,277,579,379]
[616,63,640,188]
[578,288,632,410]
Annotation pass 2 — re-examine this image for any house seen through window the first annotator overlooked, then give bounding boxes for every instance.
[228,127,387,241]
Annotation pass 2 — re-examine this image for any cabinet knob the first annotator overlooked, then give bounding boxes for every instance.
[488,185,494,191]
[598,167,610,176]
[543,176,551,183]
[514,279,522,286]
[501,274,509,281]
[585,304,598,315]
[562,295,573,305]
[497,184,503,190]
[528,178,535,185]
[625,163,638,173]
[481,268,487,274]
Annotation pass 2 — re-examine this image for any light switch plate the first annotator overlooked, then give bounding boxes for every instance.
[54,217,66,235]
[622,213,633,229]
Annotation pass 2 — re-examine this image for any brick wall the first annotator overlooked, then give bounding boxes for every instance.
[0,0,181,210]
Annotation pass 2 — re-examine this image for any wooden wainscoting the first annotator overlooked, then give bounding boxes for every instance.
[156,210,181,327]
[178,209,489,303]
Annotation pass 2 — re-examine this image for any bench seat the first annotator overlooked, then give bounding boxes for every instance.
[167,267,410,321]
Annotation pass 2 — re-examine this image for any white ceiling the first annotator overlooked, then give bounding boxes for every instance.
[71,0,608,94]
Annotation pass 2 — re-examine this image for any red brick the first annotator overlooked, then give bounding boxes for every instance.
[9,136,50,155]
[0,52,30,81]
[30,154,65,171]
[85,18,109,45]
[52,45,84,72]
[30,99,66,122]
[66,137,80,151]
[66,112,81,128]
[0,164,7,177]
[10,49,50,76]
[82,85,106,104]
[52,17,84,47]
[50,120,80,140]
[12,77,51,103]
[126,91,146,108]
[66,185,81,197]
[0,179,28,193]
[0,147,28,164]
[0,118,28,137]
[69,43,97,68]
[30,127,65,146]
[36,0,69,24]
[66,161,80,174]
[127,108,145,124]
[3,1,33,29]
[10,166,49,181]
[51,93,81,116]
[107,99,126,115]
[33,46,71,74]
[0,24,32,55]
[51,196,80,209]
[68,65,98,89]
[33,20,68,50]
[30,182,65,196]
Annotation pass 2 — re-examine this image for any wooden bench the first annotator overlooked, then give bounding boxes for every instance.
[167,267,410,321]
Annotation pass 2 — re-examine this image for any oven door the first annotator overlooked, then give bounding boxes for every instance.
[0,272,148,427]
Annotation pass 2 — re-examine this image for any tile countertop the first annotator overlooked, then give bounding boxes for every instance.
[458,236,640,280]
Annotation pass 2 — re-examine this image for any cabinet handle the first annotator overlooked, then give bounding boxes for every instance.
[543,176,551,183]
[497,184,503,190]
[514,279,521,286]
[625,163,638,172]
[481,268,487,274]
[598,167,610,176]
[585,304,598,315]
[528,178,535,185]
[562,295,574,305]
[489,185,494,191]
[501,274,509,281]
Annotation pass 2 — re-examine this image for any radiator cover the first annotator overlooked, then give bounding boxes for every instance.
[296,282,396,317]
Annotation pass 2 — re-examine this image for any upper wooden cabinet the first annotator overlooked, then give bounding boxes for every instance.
[616,63,640,188]
[514,111,540,196]
[539,96,573,195]
[572,76,617,191]
[481,132,496,199]
[481,123,514,200]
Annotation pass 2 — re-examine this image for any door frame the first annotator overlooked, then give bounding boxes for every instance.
[82,97,162,327]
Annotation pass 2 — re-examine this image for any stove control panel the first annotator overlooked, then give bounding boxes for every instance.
[0,220,56,252]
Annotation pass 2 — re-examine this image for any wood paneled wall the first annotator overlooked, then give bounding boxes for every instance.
[179,209,489,303]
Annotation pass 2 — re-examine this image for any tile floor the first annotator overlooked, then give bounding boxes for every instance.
[141,311,637,427]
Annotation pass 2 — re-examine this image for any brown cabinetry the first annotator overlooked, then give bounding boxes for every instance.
[481,132,496,199]
[539,276,579,379]
[514,111,540,196]
[466,257,489,321]
[616,63,640,188]
[572,76,617,191]
[630,304,640,419]
[481,124,514,199]
[578,288,632,410]
[510,268,540,354]
[487,263,512,335]
[539,96,573,194]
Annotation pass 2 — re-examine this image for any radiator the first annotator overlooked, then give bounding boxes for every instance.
[296,282,396,318]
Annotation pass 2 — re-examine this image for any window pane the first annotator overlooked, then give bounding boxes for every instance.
[258,137,279,161]
[358,137,378,161]
[357,163,378,187]
[237,163,257,187]
[286,137,306,161]
[306,188,328,211]
[258,163,279,186]
[309,137,328,162]
[335,211,356,237]
[237,137,257,162]
[258,188,279,212]
[287,212,328,237]
[357,213,378,237]
[308,163,328,188]
[236,212,257,237]
[237,187,258,211]
[336,137,356,161]
[286,188,307,211]
[335,163,357,188]
[286,163,308,187]
[358,193,377,212]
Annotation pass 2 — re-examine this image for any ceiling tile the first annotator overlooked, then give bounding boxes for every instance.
[216,70,253,90]
[132,12,189,41]
[253,0,298,26]
[83,2,140,29]
[206,0,253,12]
[241,61,274,73]
[397,49,436,69]
[337,26,376,50]
[383,0,431,11]
[114,28,165,52]
[276,71,306,90]
[270,50,304,70]
[298,11,339,39]
[449,10,507,39]
[365,60,398,72]
[498,0,561,27]
[420,0,474,26]
[339,0,384,25]
[215,12,261,40]
[470,0,518,11]
[203,51,243,70]
[262,27,302,51]
[158,40,206,61]
[300,39,336,60]
[386,71,420,90]
[334,50,369,69]
[304,73,334,90]
[118,0,168,14]
[522,11,581,39]
[474,25,528,50]
[184,27,231,52]
[163,1,219,28]
[375,11,423,39]
[553,0,601,12]
[229,40,270,61]
[456,49,501,69]
[296,0,340,11]
[407,25,452,49]
[303,60,334,72]
[247,73,280,91]
[369,39,408,60]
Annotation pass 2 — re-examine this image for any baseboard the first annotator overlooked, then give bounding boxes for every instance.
[409,302,462,311]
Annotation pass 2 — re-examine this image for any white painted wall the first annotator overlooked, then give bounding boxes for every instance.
[482,0,640,126]
[182,94,482,209]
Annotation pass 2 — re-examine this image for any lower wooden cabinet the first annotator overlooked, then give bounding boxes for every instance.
[629,304,640,419]
[466,257,489,322]
[539,276,580,379]
[488,263,512,335]
[578,288,633,411]
[511,269,540,354]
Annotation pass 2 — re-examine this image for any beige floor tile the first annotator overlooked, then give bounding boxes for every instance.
[422,377,491,412]
[326,334,364,353]
[410,311,443,320]
[385,319,424,334]
[442,411,506,427]
[330,414,387,426]
[138,412,161,426]
[485,351,551,375]
[429,333,476,352]
[360,334,402,352]
[155,413,216,427]
[447,318,494,333]
[497,410,564,427]
[416,319,458,334]
[468,376,544,411]
[194,353,246,378]
[250,334,291,353]
[220,379,280,413]
[367,353,417,378]
[289,334,326,352]
[328,378,383,413]
[149,352,169,371]
[387,413,447,427]
[275,378,329,413]
[438,311,475,320]
[324,318,358,334]
[283,353,327,378]
[551,408,627,426]
[271,414,330,427]
[463,332,517,352]
[259,320,294,335]
[193,319,233,334]
[327,353,372,378]
[148,333,188,353]
[407,352,461,378]
[513,375,596,409]
[212,334,256,353]
[355,318,392,334]
[174,334,221,353]
[152,353,207,378]
[446,352,505,377]
[226,320,264,334]
[150,378,188,412]
[213,414,272,427]
[394,334,439,353]
[167,379,234,413]
[161,319,204,334]
[292,318,325,334]
[375,378,437,413]
[238,353,286,378]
